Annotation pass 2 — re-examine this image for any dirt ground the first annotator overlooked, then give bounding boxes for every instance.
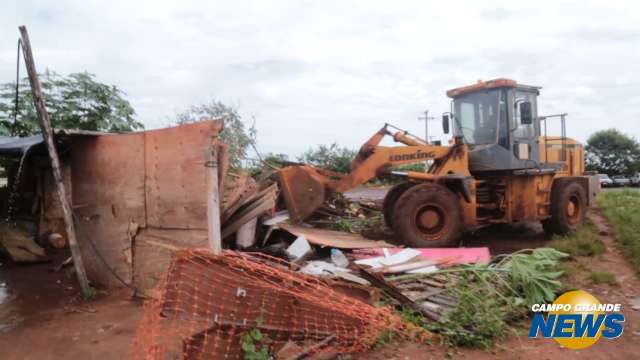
[0,252,141,360]
[0,187,638,359]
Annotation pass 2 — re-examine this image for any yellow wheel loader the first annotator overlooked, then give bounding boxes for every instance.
[278,79,600,247]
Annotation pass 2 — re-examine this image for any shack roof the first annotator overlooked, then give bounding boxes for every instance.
[0,129,109,157]
[446,78,541,98]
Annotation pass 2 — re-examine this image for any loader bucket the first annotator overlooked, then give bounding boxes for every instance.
[278,165,328,223]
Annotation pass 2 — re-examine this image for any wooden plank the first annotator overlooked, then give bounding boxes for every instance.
[0,223,48,262]
[221,175,259,222]
[206,142,222,253]
[279,224,396,249]
[221,190,277,238]
[19,26,91,297]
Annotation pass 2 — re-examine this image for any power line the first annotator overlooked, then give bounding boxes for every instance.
[417,109,436,144]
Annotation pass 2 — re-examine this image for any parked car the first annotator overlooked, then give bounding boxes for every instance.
[612,175,631,187]
[598,174,613,187]
[631,173,640,187]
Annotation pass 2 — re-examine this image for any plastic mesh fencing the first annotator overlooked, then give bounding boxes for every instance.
[131,249,427,359]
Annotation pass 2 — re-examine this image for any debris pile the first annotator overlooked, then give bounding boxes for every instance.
[132,249,427,360]
[386,248,568,348]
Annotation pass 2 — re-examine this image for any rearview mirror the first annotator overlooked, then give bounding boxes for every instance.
[520,101,533,125]
[442,113,450,134]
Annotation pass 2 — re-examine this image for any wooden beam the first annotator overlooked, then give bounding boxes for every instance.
[206,140,222,254]
[18,26,91,297]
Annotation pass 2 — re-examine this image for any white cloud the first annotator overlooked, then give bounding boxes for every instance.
[1,0,640,157]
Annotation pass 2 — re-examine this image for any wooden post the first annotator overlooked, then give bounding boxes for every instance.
[207,141,222,254]
[18,26,91,297]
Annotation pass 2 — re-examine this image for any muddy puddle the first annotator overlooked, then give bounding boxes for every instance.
[0,274,23,333]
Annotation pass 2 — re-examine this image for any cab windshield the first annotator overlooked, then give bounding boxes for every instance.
[453,90,500,145]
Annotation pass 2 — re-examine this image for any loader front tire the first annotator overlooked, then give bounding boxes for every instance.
[392,183,463,248]
[383,182,417,230]
[542,181,587,235]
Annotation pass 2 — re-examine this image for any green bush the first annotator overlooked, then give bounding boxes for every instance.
[297,143,356,173]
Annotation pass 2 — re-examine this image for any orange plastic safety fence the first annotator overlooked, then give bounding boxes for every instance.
[131,249,422,359]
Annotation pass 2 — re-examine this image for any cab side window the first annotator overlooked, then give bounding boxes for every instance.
[513,90,537,139]
[498,90,509,149]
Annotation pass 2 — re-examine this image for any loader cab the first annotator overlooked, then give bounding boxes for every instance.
[444,78,541,173]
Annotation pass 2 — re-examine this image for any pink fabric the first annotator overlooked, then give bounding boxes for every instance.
[356,247,491,265]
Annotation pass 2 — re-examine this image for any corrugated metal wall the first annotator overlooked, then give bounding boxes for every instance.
[70,120,223,293]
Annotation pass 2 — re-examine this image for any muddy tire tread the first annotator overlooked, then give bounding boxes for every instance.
[391,183,463,248]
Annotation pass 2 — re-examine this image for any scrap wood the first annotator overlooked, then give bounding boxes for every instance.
[372,259,437,274]
[283,334,337,360]
[0,223,48,263]
[275,341,303,360]
[358,263,461,322]
[279,224,396,249]
[52,256,73,272]
[221,183,278,238]
[263,210,290,226]
[221,173,259,222]
[356,265,437,321]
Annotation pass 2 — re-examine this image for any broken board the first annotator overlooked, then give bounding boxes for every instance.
[0,223,48,263]
[279,224,395,249]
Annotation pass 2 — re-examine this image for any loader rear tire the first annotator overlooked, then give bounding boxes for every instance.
[392,183,463,248]
[542,181,587,236]
[383,182,417,230]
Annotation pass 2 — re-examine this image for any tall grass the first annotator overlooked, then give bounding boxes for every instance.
[597,189,640,274]
[548,221,605,257]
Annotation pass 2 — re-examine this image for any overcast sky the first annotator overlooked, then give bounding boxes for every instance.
[1,1,639,157]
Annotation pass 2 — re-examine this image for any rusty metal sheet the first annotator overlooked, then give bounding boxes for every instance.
[277,165,327,223]
[71,133,145,287]
[144,120,223,229]
[132,227,207,297]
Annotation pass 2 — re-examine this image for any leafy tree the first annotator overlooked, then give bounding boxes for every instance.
[247,152,290,179]
[585,129,640,175]
[262,153,290,166]
[177,100,255,169]
[298,143,357,173]
[0,70,142,136]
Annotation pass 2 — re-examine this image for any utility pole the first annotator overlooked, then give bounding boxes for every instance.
[418,110,436,144]
[19,26,91,297]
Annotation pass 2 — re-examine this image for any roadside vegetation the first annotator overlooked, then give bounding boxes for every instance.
[597,189,640,274]
[548,220,613,289]
[548,221,605,257]
[587,271,618,286]
[395,248,567,349]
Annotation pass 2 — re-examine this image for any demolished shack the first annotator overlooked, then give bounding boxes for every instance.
[0,120,273,297]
